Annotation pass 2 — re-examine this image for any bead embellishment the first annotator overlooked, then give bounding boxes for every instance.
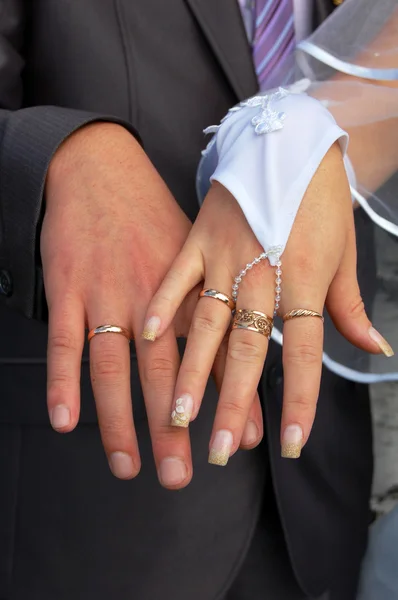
[202,88,290,155]
[232,247,283,316]
[170,394,193,428]
[275,259,282,314]
[240,89,289,134]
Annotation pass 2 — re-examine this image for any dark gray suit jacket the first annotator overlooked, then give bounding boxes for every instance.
[0,1,373,597]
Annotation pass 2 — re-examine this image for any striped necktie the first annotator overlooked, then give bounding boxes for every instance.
[239,0,296,90]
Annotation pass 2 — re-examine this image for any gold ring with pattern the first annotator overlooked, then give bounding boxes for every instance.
[282,309,324,323]
[199,289,236,311]
[87,324,132,342]
[232,309,273,339]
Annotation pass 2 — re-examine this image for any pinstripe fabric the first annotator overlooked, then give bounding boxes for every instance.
[238,0,295,89]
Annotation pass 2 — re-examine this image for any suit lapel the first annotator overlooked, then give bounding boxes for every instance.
[184,0,258,100]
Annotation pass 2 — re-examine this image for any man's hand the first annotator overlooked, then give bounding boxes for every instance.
[42,122,195,487]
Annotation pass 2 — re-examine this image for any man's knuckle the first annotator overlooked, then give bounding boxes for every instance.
[152,429,183,449]
[143,357,174,384]
[48,373,75,392]
[92,354,125,380]
[100,415,129,438]
[49,331,77,353]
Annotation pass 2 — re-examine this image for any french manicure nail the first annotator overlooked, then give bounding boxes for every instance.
[369,326,394,358]
[208,430,234,466]
[171,394,193,428]
[159,457,187,487]
[142,316,161,342]
[50,404,70,430]
[109,452,135,479]
[281,424,303,459]
[241,420,259,446]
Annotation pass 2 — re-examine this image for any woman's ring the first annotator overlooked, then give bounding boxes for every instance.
[199,289,236,311]
[232,309,273,339]
[88,324,132,342]
[282,309,324,323]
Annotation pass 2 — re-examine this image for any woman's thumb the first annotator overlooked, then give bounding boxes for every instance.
[326,230,394,358]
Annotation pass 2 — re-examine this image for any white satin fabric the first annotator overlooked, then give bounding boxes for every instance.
[197,0,398,382]
[206,90,348,266]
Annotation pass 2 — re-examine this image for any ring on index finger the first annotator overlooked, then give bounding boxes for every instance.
[199,288,236,312]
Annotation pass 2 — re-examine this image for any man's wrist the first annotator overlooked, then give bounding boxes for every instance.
[47,121,141,191]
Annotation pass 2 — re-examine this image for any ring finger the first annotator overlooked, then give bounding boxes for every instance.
[88,299,140,480]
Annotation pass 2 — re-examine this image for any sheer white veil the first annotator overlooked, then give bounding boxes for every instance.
[292,0,398,382]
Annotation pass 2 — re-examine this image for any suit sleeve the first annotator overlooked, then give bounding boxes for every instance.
[0,1,140,320]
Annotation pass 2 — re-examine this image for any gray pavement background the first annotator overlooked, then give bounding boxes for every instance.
[371,382,398,514]
[370,224,398,515]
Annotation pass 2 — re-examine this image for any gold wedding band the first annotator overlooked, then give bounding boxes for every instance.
[87,324,132,342]
[282,309,324,323]
[232,309,273,339]
[199,289,236,311]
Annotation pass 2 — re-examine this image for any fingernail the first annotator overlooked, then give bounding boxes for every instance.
[241,420,259,446]
[369,327,394,358]
[281,424,303,459]
[50,404,70,430]
[109,452,135,479]
[208,430,234,466]
[142,316,161,342]
[171,394,194,428]
[159,457,188,487]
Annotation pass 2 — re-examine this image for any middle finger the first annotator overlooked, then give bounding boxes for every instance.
[211,335,264,449]
[209,259,275,466]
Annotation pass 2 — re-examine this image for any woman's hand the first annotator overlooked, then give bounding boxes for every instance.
[143,142,391,465]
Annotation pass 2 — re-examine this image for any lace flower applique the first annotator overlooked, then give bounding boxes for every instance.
[202,87,290,155]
